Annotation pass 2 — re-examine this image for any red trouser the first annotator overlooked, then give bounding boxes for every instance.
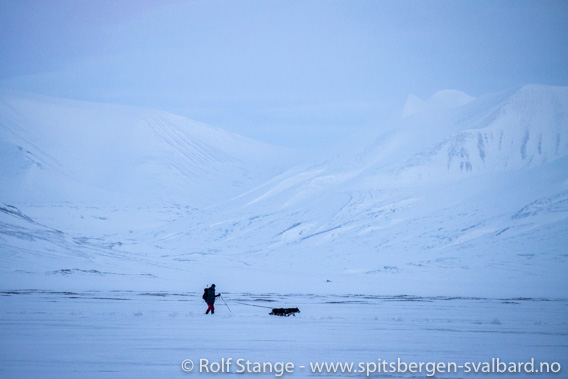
[206,303,215,314]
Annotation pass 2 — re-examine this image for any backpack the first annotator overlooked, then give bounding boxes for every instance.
[202,288,208,302]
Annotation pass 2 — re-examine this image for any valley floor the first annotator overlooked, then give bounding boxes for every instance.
[1,290,566,378]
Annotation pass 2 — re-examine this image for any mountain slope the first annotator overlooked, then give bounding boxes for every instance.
[396,85,568,180]
[0,92,292,206]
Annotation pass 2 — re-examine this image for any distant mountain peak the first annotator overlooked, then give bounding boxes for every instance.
[401,94,426,118]
[402,89,475,118]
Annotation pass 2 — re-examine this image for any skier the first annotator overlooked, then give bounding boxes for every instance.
[205,284,221,314]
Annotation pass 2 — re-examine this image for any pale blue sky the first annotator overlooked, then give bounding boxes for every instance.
[1,0,567,147]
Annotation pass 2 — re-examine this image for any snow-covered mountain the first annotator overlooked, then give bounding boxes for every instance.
[0,92,291,206]
[215,85,568,207]
[148,85,568,296]
[396,85,568,180]
[1,85,567,297]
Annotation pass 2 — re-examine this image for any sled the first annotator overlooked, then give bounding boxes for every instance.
[269,307,300,317]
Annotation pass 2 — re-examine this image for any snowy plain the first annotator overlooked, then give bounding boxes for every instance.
[1,85,567,378]
[2,290,567,378]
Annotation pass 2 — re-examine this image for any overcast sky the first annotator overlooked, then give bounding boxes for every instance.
[1,0,567,147]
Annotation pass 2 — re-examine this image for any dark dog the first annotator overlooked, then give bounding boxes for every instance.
[269,308,300,317]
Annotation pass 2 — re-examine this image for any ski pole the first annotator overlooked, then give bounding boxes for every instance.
[220,294,232,313]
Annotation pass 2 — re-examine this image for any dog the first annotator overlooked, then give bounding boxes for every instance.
[269,307,300,317]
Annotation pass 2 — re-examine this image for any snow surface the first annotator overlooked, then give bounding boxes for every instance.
[1,85,567,378]
[1,290,566,378]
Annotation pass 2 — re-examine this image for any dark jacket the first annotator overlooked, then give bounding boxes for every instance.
[206,286,219,304]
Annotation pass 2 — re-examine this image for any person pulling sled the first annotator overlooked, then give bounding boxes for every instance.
[203,284,221,314]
